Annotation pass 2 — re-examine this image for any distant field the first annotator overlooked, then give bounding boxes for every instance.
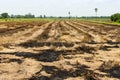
[0,17,120,27]
[0,18,57,22]
[79,18,120,26]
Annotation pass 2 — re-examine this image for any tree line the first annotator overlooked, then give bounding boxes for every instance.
[0,13,35,18]
[0,13,47,19]
[0,12,120,23]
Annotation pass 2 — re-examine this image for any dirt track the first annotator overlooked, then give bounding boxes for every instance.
[0,20,120,80]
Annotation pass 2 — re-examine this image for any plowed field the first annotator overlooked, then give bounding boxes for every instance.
[0,20,120,80]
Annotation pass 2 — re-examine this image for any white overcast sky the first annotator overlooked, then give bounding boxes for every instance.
[0,0,120,17]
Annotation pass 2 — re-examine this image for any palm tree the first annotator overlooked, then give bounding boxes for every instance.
[68,11,71,19]
[95,8,98,17]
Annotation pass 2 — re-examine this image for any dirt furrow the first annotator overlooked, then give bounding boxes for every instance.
[73,20,120,42]
[0,22,50,46]
[64,21,94,42]
[59,21,85,42]
[34,21,59,42]
[65,21,109,43]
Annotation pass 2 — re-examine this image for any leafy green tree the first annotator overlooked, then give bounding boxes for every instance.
[10,14,14,18]
[44,15,46,18]
[1,13,9,18]
[39,15,43,18]
[111,13,120,22]
[24,13,35,18]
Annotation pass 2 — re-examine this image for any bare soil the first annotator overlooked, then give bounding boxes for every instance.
[0,20,120,80]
